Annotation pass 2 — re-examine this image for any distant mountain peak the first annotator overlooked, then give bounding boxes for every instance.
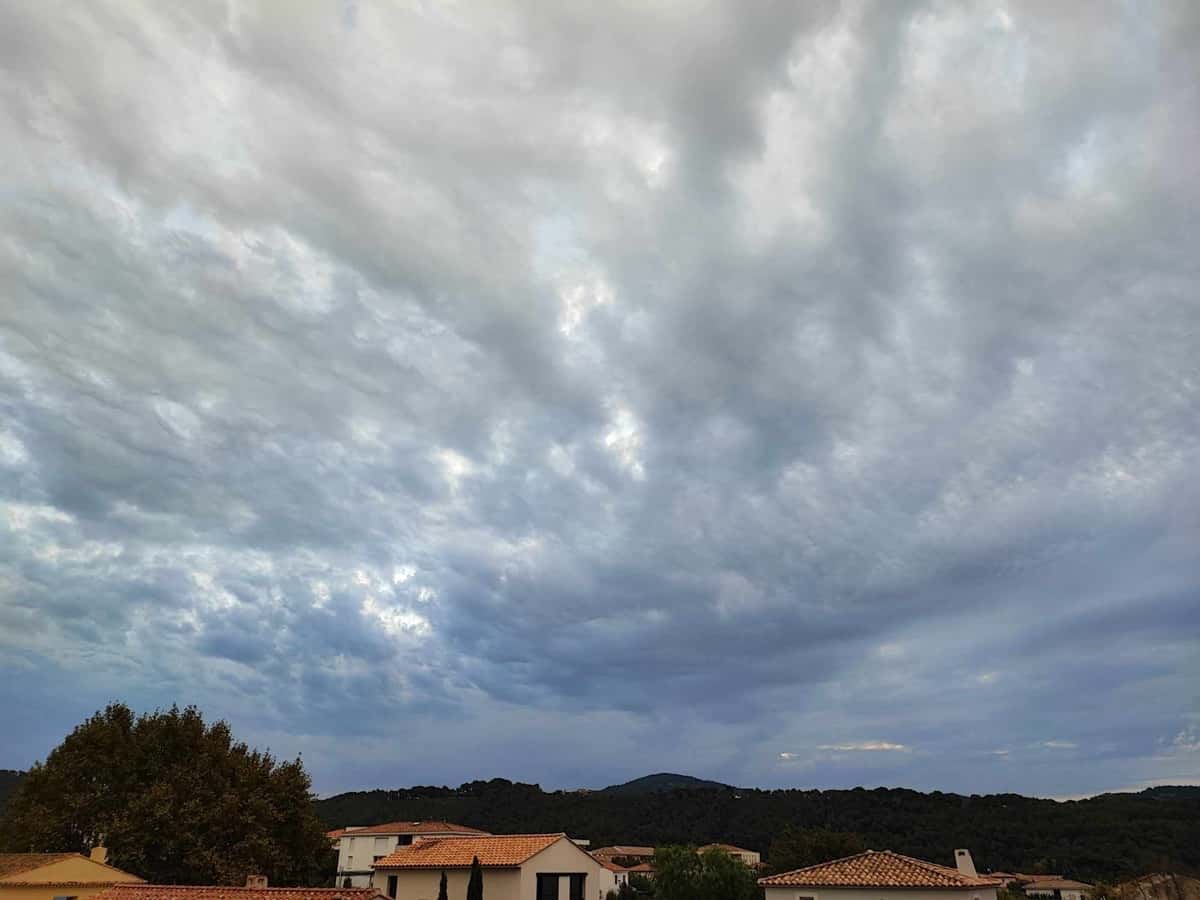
[600,773,734,794]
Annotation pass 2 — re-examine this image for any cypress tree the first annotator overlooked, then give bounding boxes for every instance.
[466,857,483,900]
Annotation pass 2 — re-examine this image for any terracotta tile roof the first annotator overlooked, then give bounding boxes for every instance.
[328,821,488,838]
[593,847,655,858]
[374,834,564,869]
[1025,880,1093,891]
[0,854,81,879]
[625,864,655,874]
[759,850,1004,889]
[700,844,756,854]
[93,886,384,900]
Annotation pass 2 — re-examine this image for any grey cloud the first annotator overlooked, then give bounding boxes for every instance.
[1,0,1198,799]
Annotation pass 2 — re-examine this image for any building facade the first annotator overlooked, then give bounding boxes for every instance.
[372,833,616,900]
[760,849,1001,900]
[329,822,490,887]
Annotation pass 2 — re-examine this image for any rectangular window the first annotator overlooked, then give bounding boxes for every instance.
[398,835,414,846]
[569,874,585,900]
[537,874,560,900]
[387,875,398,898]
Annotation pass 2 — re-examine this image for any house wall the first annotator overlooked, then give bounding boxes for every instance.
[339,836,401,886]
[764,886,999,900]
[373,868,521,900]
[518,839,615,900]
[0,856,143,900]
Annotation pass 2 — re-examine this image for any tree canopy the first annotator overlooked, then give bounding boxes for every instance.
[649,845,759,900]
[313,779,1200,883]
[0,703,331,885]
[766,826,865,875]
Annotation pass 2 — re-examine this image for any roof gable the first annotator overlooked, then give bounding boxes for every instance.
[759,850,1003,890]
[0,855,80,880]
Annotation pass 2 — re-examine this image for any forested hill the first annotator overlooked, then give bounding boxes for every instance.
[314,779,1200,883]
[0,770,24,815]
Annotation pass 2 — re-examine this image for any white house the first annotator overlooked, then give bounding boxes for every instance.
[372,833,616,900]
[699,843,762,868]
[329,821,490,887]
[760,849,1002,900]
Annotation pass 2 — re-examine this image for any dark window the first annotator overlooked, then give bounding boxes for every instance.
[569,874,585,900]
[537,874,560,900]
[387,876,398,898]
[398,835,414,846]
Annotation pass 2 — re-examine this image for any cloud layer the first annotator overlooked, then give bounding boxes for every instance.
[1,0,1198,797]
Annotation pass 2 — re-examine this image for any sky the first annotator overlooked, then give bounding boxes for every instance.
[1,0,1198,801]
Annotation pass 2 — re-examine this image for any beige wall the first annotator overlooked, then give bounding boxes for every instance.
[374,868,521,900]
[765,887,999,900]
[374,838,616,900]
[518,838,615,900]
[0,855,143,900]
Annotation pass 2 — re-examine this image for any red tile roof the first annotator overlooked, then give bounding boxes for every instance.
[93,886,384,900]
[592,847,655,860]
[374,834,565,869]
[328,821,488,838]
[759,850,1004,889]
[1025,880,1093,891]
[700,844,756,855]
[0,854,82,879]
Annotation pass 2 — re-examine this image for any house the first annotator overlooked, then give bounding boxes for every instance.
[1023,879,1092,900]
[330,822,490,887]
[91,880,385,900]
[589,848,654,869]
[759,849,1001,900]
[0,849,143,900]
[698,844,761,868]
[371,833,616,900]
[594,861,628,889]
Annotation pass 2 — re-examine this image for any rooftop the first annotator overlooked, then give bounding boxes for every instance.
[759,850,1004,890]
[328,821,488,839]
[373,834,566,869]
[93,887,384,900]
[0,854,81,879]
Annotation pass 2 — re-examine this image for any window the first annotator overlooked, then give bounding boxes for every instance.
[387,875,398,899]
[537,874,559,900]
[569,874,585,900]
[398,835,414,846]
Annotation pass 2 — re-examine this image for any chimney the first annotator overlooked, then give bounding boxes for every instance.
[955,850,978,878]
[90,847,109,866]
[246,876,268,889]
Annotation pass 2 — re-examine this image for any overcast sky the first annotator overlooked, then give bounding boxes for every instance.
[1,0,1198,800]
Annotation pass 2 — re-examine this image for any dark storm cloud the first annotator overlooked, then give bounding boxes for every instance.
[1,0,1197,797]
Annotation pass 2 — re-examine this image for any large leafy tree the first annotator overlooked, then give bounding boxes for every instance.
[0,703,331,886]
[651,846,758,900]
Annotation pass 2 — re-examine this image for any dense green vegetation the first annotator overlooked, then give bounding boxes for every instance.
[600,774,732,795]
[0,770,23,816]
[314,778,1200,883]
[0,704,332,885]
[649,845,759,900]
